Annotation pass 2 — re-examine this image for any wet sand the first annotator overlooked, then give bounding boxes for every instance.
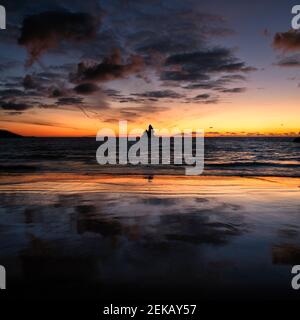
[0,174,300,301]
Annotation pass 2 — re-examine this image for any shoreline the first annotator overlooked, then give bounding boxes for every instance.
[0,173,300,194]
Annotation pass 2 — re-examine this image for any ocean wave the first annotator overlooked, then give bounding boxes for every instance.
[205,161,300,168]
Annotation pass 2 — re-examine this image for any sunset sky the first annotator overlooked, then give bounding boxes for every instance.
[0,0,300,137]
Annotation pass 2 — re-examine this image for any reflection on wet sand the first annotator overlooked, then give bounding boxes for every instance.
[0,175,300,300]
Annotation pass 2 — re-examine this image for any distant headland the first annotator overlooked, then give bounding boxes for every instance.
[0,129,23,138]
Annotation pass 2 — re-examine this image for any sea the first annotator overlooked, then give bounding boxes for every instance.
[1,137,300,177]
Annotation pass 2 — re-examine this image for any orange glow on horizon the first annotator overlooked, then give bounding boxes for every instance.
[1,95,300,137]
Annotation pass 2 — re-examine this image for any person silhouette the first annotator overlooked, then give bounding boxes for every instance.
[145,125,154,138]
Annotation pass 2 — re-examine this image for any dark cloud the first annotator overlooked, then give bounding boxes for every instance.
[72,49,144,83]
[273,30,300,52]
[161,48,255,97]
[275,55,300,67]
[187,94,219,104]
[221,74,247,81]
[0,89,25,98]
[180,92,219,104]
[161,71,210,82]
[51,88,65,98]
[182,74,247,91]
[132,90,184,99]
[0,101,31,111]
[103,89,122,97]
[18,10,101,66]
[23,75,40,89]
[2,82,21,88]
[194,93,210,100]
[136,38,196,56]
[74,83,99,95]
[56,97,83,105]
[164,48,255,81]
[220,87,246,93]
[183,82,222,90]
[0,1,256,123]
[4,111,24,116]
[110,89,185,104]
[21,72,67,92]
[118,97,149,104]
[124,8,233,58]
[115,96,157,104]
